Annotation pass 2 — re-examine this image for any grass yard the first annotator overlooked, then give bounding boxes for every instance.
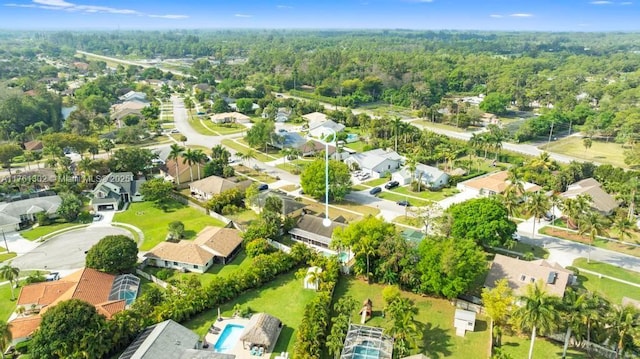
[225,209,260,228]
[573,258,640,285]
[221,139,276,163]
[378,191,431,207]
[543,137,628,168]
[571,259,640,305]
[299,199,368,223]
[392,215,423,228]
[19,221,82,241]
[540,227,640,258]
[234,165,279,184]
[183,271,317,357]
[413,120,468,133]
[351,184,368,191]
[344,140,367,153]
[333,277,490,359]
[188,118,218,135]
[490,243,549,259]
[279,184,299,193]
[363,178,390,187]
[0,251,17,262]
[500,334,588,359]
[114,200,226,251]
[210,123,246,135]
[0,283,17,322]
[392,186,459,201]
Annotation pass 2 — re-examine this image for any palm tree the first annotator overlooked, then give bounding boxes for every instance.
[505,167,525,197]
[240,149,256,168]
[500,191,521,219]
[529,152,556,173]
[607,305,640,358]
[578,210,607,263]
[0,320,11,359]
[191,149,207,180]
[386,297,421,356]
[562,194,591,229]
[512,281,561,359]
[168,144,184,185]
[23,150,34,170]
[525,192,550,238]
[560,289,588,359]
[0,264,20,300]
[182,148,197,183]
[612,215,634,242]
[305,269,322,291]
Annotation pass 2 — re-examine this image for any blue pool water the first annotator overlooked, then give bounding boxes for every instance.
[353,344,380,359]
[346,133,359,142]
[213,324,245,353]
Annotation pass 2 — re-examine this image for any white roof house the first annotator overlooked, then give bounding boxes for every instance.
[308,119,346,139]
[392,163,449,188]
[344,149,403,176]
[210,112,251,124]
[118,91,148,103]
[0,195,61,232]
[302,111,328,123]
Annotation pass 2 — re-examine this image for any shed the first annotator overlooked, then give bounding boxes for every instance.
[453,308,476,336]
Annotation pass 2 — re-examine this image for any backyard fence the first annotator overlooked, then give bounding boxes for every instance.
[135,268,176,291]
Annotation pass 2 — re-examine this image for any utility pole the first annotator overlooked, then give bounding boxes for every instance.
[1,228,8,252]
[547,120,555,149]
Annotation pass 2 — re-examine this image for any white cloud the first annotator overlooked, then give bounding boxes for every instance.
[5,0,187,19]
[620,1,632,4]
[276,5,293,9]
[590,0,613,4]
[509,13,533,17]
[489,14,503,18]
[234,13,253,18]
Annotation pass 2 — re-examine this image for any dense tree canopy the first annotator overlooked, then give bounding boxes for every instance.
[85,235,138,274]
[30,299,109,359]
[447,197,517,247]
[300,158,351,202]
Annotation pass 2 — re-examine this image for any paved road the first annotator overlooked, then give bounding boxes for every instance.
[77,51,194,79]
[11,226,131,271]
[516,218,640,273]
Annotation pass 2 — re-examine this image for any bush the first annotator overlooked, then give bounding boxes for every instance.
[77,210,93,224]
[155,268,174,280]
[35,212,51,226]
[14,339,31,354]
[245,238,274,257]
[24,271,45,284]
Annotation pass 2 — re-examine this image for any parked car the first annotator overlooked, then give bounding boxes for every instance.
[397,200,411,207]
[369,187,382,195]
[385,181,400,189]
[512,233,521,241]
[45,272,60,281]
[358,173,371,180]
[92,213,103,222]
[170,128,180,134]
[543,214,556,222]
[258,183,269,191]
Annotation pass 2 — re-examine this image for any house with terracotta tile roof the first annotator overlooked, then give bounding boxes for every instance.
[457,171,542,197]
[10,268,140,344]
[160,155,206,185]
[484,254,574,297]
[144,226,244,271]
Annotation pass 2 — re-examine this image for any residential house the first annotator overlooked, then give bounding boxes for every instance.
[119,319,232,359]
[72,61,89,72]
[302,111,328,123]
[392,163,449,189]
[457,171,542,197]
[211,112,251,124]
[229,102,260,112]
[308,119,346,139]
[22,140,43,152]
[162,156,206,185]
[298,140,338,158]
[275,108,291,122]
[249,191,307,217]
[111,101,150,124]
[192,226,244,264]
[118,91,149,104]
[484,254,574,297]
[289,214,347,251]
[10,268,140,343]
[0,195,61,232]
[561,178,619,215]
[90,172,145,212]
[344,149,403,177]
[189,175,252,201]
[144,241,215,273]
[269,131,307,150]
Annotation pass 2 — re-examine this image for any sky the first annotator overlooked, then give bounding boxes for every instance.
[1,0,640,31]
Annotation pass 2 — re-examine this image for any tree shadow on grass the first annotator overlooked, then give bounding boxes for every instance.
[420,323,452,359]
[161,199,188,213]
[183,230,197,239]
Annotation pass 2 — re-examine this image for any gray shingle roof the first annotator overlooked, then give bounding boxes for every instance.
[119,320,199,359]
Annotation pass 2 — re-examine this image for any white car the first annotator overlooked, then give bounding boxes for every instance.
[512,233,521,241]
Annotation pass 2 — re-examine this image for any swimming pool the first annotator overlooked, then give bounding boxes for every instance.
[213,324,245,353]
[346,133,359,143]
[352,342,380,359]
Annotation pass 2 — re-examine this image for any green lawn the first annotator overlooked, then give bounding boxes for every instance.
[571,258,640,305]
[573,258,640,285]
[543,137,628,168]
[344,140,367,153]
[183,271,317,357]
[392,215,423,228]
[114,200,226,251]
[0,283,17,322]
[225,209,260,228]
[351,184,368,191]
[490,243,549,259]
[221,139,276,163]
[378,191,431,207]
[188,118,218,135]
[333,277,491,359]
[392,186,459,201]
[540,227,640,258]
[210,123,246,135]
[413,120,468,133]
[500,335,588,359]
[363,178,390,187]
[0,252,17,262]
[19,221,82,241]
[234,165,279,184]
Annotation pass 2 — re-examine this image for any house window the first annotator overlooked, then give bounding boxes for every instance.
[193,265,199,269]
[173,261,178,265]
[530,277,535,283]
[520,274,526,282]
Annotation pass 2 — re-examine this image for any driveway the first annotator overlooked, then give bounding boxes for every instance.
[1,231,38,256]
[11,226,132,271]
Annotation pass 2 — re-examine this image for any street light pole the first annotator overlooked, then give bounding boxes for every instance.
[323,128,337,227]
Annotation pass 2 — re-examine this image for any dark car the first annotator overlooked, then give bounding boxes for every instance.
[384,181,400,189]
[397,200,411,207]
[258,183,269,191]
[369,187,382,195]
